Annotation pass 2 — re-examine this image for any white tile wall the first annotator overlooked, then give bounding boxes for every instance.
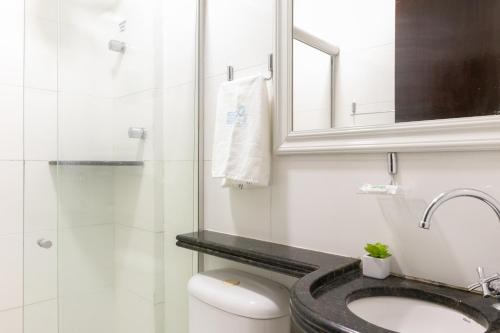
[114,289,160,333]
[58,166,114,228]
[112,90,155,162]
[113,164,157,232]
[204,161,271,240]
[58,19,114,98]
[25,17,58,91]
[0,162,23,235]
[59,225,114,295]
[163,0,197,88]
[24,230,57,305]
[0,1,24,87]
[204,0,274,78]
[25,0,58,21]
[110,18,156,97]
[59,288,114,333]
[0,307,22,333]
[335,45,395,127]
[58,93,115,161]
[0,1,61,332]
[293,40,332,131]
[24,89,58,161]
[0,234,23,311]
[24,162,58,232]
[163,232,193,333]
[163,161,195,235]
[163,83,196,161]
[0,86,23,160]
[114,224,164,303]
[24,300,58,333]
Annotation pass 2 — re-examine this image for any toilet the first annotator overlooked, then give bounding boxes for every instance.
[188,269,291,333]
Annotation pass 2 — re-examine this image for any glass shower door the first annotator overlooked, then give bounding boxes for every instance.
[2,0,200,332]
[56,0,199,333]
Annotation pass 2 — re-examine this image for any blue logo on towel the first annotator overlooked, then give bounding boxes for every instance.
[226,103,247,127]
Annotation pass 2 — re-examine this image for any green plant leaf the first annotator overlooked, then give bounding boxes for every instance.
[364,242,391,259]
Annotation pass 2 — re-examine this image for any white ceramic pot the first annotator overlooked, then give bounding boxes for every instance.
[362,254,391,279]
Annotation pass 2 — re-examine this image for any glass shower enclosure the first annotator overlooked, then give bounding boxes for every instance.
[0,0,198,332]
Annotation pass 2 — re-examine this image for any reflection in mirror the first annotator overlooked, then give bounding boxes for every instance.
[293,28,339,131]
[292,0,500,132]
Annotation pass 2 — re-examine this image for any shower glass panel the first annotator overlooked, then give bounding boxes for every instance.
[56,0,199,332]
[0,1,198,333]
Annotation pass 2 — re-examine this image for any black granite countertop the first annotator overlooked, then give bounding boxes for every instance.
[176,231,359,278]
[176,231,500,333]
[292,270,500,333]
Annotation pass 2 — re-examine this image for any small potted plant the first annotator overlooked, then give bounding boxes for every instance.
[362,242,392,279]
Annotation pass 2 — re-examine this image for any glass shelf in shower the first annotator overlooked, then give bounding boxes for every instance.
[48,161,144,166]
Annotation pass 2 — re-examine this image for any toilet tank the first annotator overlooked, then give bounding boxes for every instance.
[188,269,291,333]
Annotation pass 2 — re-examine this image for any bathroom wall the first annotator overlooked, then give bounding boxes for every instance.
[202,0,500,291]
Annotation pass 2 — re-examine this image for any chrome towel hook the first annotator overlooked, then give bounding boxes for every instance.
[264,53,274,81]
[226,54,274,82]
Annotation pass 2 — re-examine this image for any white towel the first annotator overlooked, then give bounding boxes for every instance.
[212,75,271,188]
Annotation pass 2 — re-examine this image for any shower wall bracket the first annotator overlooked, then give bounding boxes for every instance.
[226,53,274,81]
[128,127,146,139]
[109,40,126,53]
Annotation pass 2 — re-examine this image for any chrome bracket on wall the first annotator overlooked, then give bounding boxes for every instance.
[37,238,53,249]
[226,54,274,82]
[387,152,398,185]
[109,40,126,53]
[128,127,146,139]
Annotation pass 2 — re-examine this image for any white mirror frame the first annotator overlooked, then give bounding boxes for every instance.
[274,0,500,154]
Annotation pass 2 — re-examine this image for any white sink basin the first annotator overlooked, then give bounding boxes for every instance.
[347,296,487,333]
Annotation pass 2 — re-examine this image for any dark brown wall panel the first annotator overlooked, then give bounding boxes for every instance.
[395,0,500,122]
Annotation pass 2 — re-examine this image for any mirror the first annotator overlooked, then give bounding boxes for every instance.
[291,0,500,132]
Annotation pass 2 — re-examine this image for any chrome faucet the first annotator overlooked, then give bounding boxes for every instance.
[419,188,500,229]
[420,188,500,300]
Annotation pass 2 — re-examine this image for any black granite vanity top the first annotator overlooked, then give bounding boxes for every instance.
[176,231,500,333]
[292,270,500,333]
[176,231,359,278]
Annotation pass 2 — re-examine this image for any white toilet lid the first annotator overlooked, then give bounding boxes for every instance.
[188,269,290,319]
